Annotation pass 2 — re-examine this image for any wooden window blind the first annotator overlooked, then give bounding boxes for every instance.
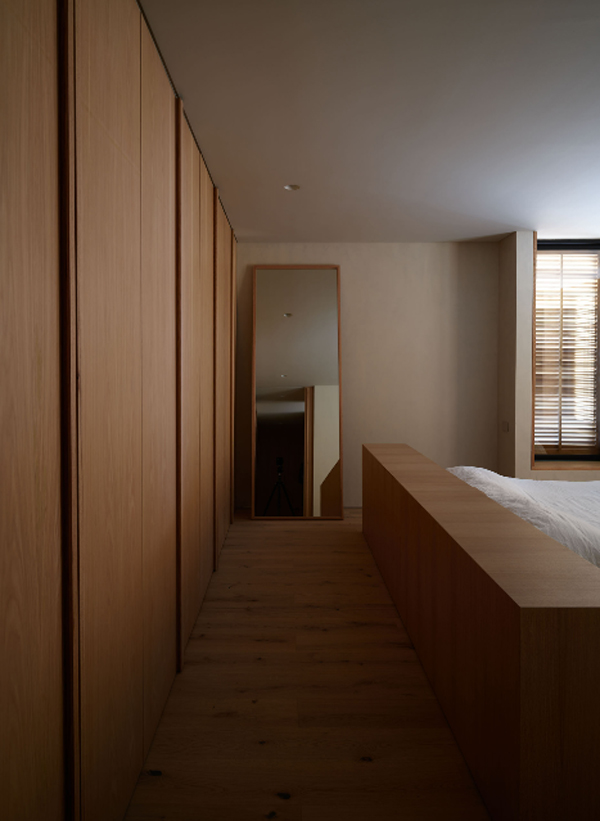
[534,251,599,454]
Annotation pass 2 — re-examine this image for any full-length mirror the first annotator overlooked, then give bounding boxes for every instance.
[252,266,342,518]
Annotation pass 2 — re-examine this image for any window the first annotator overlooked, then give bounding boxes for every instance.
[534,242,599,460]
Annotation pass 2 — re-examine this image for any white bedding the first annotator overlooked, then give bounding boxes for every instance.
[447,466,600,568]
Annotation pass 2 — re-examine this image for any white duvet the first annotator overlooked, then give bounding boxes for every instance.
[447,466,600,568]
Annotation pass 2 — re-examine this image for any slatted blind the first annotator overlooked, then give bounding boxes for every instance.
[534,251,599,453]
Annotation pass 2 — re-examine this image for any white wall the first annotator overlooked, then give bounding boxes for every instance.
[235,242,500,508]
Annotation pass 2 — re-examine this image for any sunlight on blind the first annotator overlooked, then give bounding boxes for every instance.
[534,252,599,451]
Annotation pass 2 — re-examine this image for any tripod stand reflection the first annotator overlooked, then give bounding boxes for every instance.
[262,456,295,516]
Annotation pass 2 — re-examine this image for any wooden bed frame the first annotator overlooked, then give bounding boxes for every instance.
[363,444,600,821]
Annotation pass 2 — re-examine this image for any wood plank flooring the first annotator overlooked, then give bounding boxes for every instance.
[125,511,489,821]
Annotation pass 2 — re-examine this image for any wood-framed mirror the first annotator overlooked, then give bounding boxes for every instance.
[251,265,343,519]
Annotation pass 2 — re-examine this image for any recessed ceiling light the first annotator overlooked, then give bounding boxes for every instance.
[283,312,292,317]
[284,184,300,191]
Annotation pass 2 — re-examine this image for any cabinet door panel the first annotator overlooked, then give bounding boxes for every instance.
[214,200,233,562]
[200,157,216,593]
[178,110,202,654]
[76,2,144,819]
[141,20,177,750]
[0,1,64,818]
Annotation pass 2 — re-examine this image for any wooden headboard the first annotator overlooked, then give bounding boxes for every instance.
[363,444,600,821]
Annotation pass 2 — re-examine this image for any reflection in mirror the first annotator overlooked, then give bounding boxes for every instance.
[253,266,342,518]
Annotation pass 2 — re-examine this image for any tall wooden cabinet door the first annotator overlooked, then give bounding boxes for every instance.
[214,198,233,563]
[199,157,215,587]
[76,1,144,819]
[0,1,64,818]
[177,108,202,655]
[141,21,177,751]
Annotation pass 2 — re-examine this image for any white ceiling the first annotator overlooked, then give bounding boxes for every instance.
[141,0,600,243]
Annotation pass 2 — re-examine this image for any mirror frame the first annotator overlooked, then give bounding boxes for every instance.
[251,264,343,519]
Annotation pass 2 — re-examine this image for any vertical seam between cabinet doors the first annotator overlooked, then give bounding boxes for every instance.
[58,0,81,816]
[139,11,146,746]
[213,187,218,568]
[175,100,183,671]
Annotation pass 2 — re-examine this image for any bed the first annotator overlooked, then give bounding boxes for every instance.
[362,444,600,821]
[448,465,600,569]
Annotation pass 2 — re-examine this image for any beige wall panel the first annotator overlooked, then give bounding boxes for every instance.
[199,157,215,590]
[141,22,177,751]
[214,199,233,560]
[236,242,500,507]
[178,112,202,649]
[0,2,64,818]
[497,233,517,476]
[76,2,143,820]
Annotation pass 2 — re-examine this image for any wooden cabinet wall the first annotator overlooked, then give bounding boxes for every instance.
[1,1,64,819]
[178,111,234,652]
[1,0,237,819]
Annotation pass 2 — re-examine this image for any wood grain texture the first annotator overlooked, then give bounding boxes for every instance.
[125,513,489,821]
[76,0,140,167]
[76,2,144,819]
[141,21,177,752]
[199,155,215,593]
[0,2,64,818]
[177,109,203,654]
[214,197,233,562]
[363,443,600,820]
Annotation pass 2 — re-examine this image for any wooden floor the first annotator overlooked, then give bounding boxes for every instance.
[125,511,489,821]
